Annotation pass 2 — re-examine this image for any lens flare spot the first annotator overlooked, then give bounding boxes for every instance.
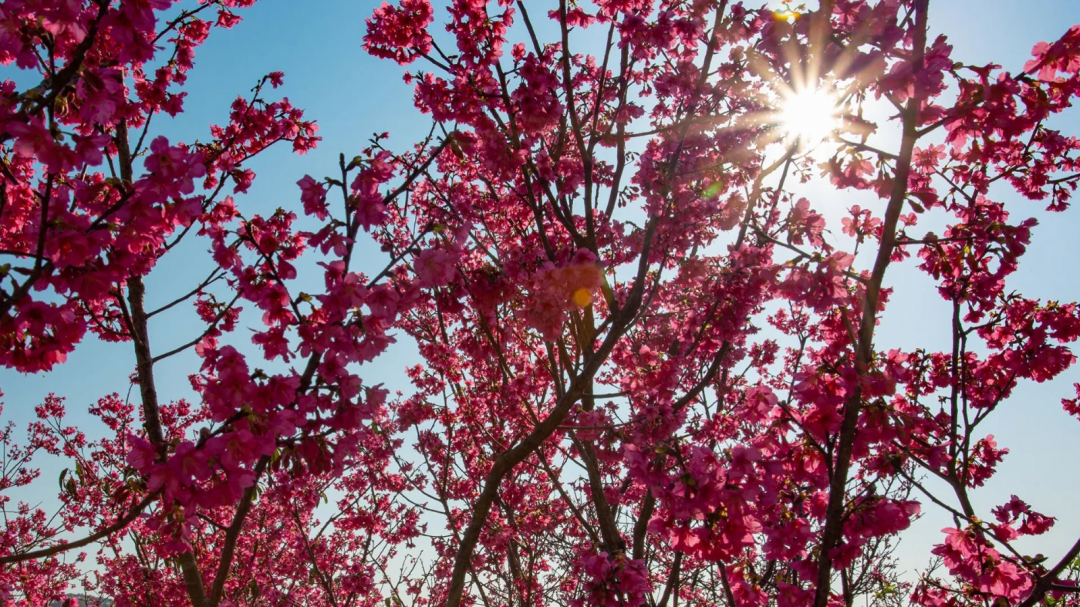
[572,287,593,308]
[773,10,799,24]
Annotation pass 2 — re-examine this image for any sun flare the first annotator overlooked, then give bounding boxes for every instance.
[778,87,842,148]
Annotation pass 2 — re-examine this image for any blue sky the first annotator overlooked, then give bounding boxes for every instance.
[2,0,1080,585]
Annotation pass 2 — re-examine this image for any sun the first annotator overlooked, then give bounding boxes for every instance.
[777,86,842,149]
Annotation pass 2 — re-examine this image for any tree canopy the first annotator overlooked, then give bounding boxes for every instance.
[2,1,1080,606]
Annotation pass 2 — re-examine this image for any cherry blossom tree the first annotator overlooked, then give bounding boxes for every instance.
[3,1,1080,607]
[354,1,1080,606]
[0,1,428,605]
